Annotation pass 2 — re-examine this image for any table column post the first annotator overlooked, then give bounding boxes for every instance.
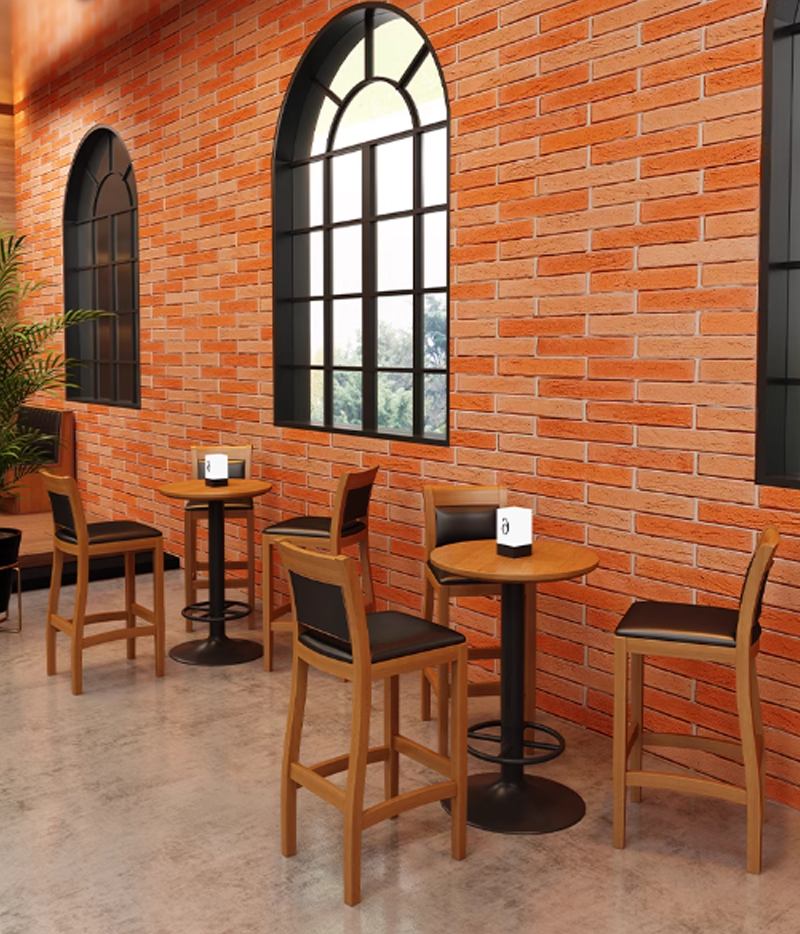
[207,499,225,639]
[500,581,525,785]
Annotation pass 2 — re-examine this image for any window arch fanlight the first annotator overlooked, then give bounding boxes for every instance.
[273,3,449,442]
[63,126,140,407]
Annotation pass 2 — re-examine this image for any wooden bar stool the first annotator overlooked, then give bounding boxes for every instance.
[278,541,468,906]
[613,527,779,872]
[183,445,256,632]
[262,465,378,671]
[41,471,166,695]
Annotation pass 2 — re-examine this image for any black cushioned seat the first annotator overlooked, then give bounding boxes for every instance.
[615,601,754,647]
[264,515,366,539]
[300,610,466,664]
[56,520,163,546]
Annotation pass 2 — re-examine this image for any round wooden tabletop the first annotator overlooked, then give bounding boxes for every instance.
[430,538,598,584]
[159,478,272,502]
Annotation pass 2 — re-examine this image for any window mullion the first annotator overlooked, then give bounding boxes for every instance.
[323,154,334,428]
[362,144,376,433]
[413,132,424,438]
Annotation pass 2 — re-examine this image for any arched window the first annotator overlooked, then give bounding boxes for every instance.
[273,4,449,442]
[63,127,139,407]
[758,1,800,485]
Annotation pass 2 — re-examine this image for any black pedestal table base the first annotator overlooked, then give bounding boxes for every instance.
[170,634,263,666]
[444,772,585,834]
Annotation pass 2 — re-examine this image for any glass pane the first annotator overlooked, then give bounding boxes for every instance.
[332,151,362,223]
[771,34,792,264]
[96,174,130,215]
[786,385,800,476]
[96,266,113,311]
[333,298,362,366]
[77,176,97,221]
[788,270,800,379]
[766,382,787,476]
[68,319,95,359]
[332,225,362,295]
[98,315,114,360]
[424,293,447,369]
[77,223,92,267]
[333,82,413,150]
[769,269,789,377]
[116,263,133,314]
[309,161,323,227]
[111,134,130,175]
[375,137,413,216]
[115,212,133,261]
[310,301,324,366]
[117,313,135,359]
[424,373,447,437]
[67,359,94,399]
[377,216,413,292]
[377,295,413,368]
[378,372,413,434]
[293,232,324,297]
[118,364,136,404]
[792,36,800,263]
[329,39,364,101]
[424,211,447,289]
[78,270,93,309]
[95,217,110,265]
[374,16,424,83]
[98,363,114,401]
[422,128,447,208]
[333,370,362,428]
[407,53,447,126]
[311,97,338,156]
[87,133,110,179]
[310,370,324,425]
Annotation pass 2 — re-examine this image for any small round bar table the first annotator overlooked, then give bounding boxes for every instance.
[160,478,272,667]
[430,537,598,835]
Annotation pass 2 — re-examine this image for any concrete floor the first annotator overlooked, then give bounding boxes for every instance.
[2,569,800,934]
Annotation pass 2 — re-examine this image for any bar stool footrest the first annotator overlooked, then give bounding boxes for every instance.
[181,599,252,624]
[467,718,565,766]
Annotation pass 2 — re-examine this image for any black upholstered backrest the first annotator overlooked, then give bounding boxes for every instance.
[190,445,252,481]
[48,490,77,535]
[288,570,351,644]
[197,458,246,479]
[423,486,508,559]
[331,465,379,545]
[18,406,61,462]
[434,506,497,549]
[342,482,373,526]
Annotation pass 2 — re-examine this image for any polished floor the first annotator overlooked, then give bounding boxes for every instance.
[2,570,800,934]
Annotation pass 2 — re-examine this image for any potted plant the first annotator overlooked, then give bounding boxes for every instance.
[0,230,100,620]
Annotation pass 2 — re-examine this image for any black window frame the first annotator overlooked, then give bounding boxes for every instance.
[273,2,450,444]
[63,125,140,408]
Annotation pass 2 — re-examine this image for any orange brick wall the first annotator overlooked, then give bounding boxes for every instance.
[13,0,800,810]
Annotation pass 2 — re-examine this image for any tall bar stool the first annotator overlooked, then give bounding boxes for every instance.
[41,471,166,695]
[278,541,468,906]
[184,445,256,632]
[421,484,536,752]
[262,465,378,671]
[613,527,779,872]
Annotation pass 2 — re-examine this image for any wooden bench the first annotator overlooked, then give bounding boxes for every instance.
[1,407,76,515]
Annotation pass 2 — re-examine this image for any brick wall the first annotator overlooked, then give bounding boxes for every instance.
[13,0,800,811]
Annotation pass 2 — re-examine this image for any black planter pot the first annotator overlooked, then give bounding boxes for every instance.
[0,528,22,616]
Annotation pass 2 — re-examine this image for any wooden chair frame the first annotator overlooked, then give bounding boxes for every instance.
[278,541,468,906]
[263,466,378,671]
[41,471,166,695]
[184,445,256,632]
[613,527,780,873]
[421,484,536,752]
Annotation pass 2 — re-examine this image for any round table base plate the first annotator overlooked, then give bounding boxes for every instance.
[444,772,585,834]
[169,635,263,667]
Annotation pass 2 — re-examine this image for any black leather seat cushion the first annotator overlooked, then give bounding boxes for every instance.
[264,516,366,539]
[300,610,466,664]
[428,561,492,588]
[615,601,753,647]
[185,499,253,512]
[56,521,162,546]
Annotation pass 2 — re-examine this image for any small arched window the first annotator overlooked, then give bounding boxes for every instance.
[63,127,139,407]
[273,4,449,442]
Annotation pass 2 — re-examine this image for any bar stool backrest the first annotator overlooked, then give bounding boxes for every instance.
[737,526,780,649]
[424,485,508,560]
[41,472,87,544]
[329,466,379,549]
[190,445,252,481]
[280,542,369,663]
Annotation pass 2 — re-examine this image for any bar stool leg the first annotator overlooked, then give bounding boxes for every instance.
[343,673,370,907]
[281,651,308,858]
[46,549,63,675]
[384,675,399,801]
[629,652,644,804]
[612,639,629,849]
[71,560,89,696]
[125,551,136,659]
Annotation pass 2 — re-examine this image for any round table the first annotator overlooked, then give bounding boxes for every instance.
[430,537,598,834]
[160,478,272,667]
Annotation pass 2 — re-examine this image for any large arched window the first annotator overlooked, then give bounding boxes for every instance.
[63,127,139,407]
[273,4,449,442]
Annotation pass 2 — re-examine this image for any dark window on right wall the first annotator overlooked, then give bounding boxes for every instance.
[758,0,800,485]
